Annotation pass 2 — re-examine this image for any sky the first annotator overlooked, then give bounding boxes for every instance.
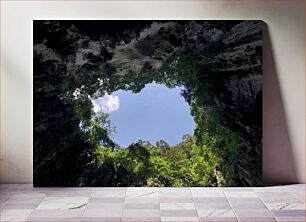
[92,83,195,148]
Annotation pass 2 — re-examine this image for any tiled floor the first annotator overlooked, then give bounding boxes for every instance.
[0,184,304,222]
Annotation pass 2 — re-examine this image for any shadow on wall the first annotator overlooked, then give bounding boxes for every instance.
[263,23,298,184]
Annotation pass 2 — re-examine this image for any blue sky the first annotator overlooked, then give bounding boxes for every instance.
[93,83,195,148]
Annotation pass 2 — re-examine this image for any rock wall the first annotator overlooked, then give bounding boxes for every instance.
[182,20,263,185]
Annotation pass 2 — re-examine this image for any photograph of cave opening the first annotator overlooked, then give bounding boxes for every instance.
[34,20,263,187]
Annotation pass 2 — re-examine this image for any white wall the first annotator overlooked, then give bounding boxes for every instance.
[1,1,305,184]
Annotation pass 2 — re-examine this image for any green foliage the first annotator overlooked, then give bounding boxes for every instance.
[81,114,117,148]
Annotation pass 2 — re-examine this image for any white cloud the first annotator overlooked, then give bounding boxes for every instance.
[92,93,120,113]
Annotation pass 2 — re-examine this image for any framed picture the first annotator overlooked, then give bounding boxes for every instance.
[33,20,263,187]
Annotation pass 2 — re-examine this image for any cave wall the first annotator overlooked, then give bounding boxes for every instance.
[185,21,264,185]
[1,1,304,184]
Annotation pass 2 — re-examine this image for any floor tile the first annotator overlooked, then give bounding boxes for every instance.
[291,192,305,201]
[25,186,92,192]
[161,209,198,217]
[265,202,305,210]
[122,209,160,217]
[225,191,258,198]
[27,217,83,221]
[91,187,126,192]
[257,192,298,198]
[200,217,238,222]
[2,203,39,209]
[91,190,125,198]
[196,203,231,209]
[227,198,263,204]
[223,187,253,191]
[198,209,235,217]
[228,198,266,211]
[36,196,88,210]
[125,197,159,203]
[125,203,160,209]
[7,197,44,204]
[262,198,302,204]
[83,217,121,222]
[1,184,24,191]
[230,202,266,209]
[191,189,225,197]
[194,197,228,203]
[160,203,196,210]
[10,191,46,199]
[29,209,84,218]
[257,192,300,203]
[160,188,190,192]
[83,209,123,217]
[237,218,277,222]
[0,209,32,221]
[234,209,274,218]
[272,209,305,217]
[160,189,192,198]
[126,188,158,198]
[286,184,305,190]
[162,216,199,222]
[89,197,124,203]
[1,196,11,205]
[122,217,161,222]
[276,218,306,222]
[44,191,91,197]
[86,202,123,209]
[160,197,194,203]
[253,187,289,193]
